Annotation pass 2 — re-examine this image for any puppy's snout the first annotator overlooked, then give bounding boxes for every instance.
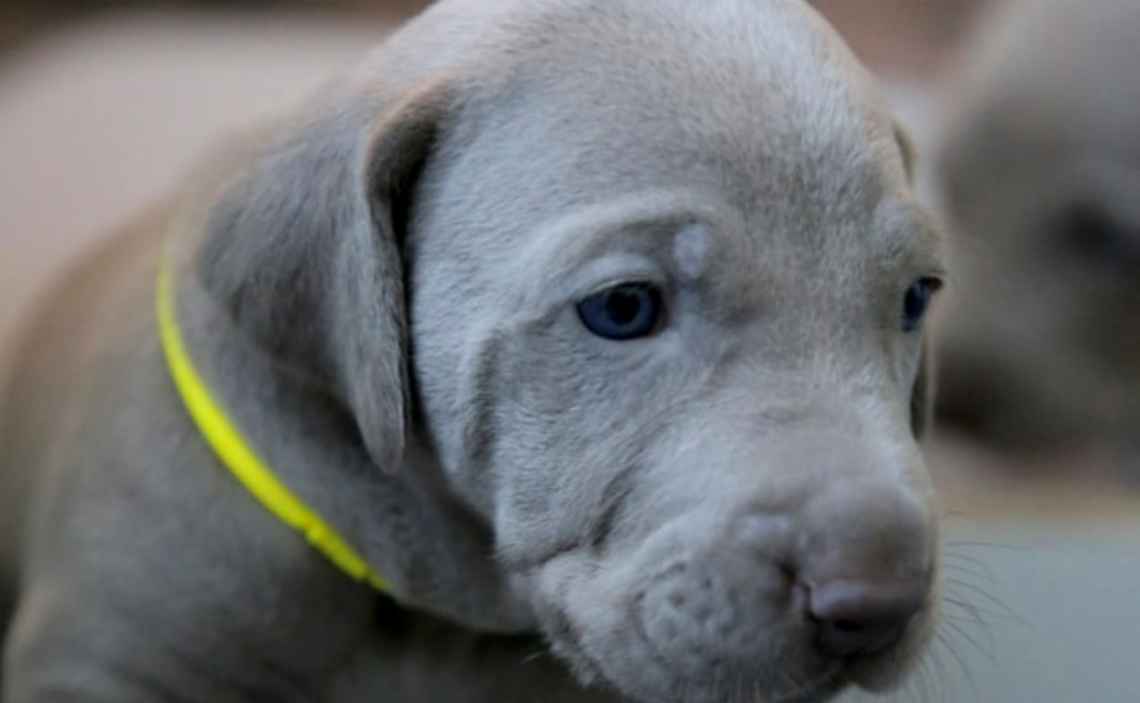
[791,463,935,659]
[807,579,927,657]
[797,454,934,581]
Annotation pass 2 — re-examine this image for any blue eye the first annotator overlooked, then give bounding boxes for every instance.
[902,278,942,332]
[577,283,662,340]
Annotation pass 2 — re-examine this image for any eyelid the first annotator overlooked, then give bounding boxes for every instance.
[562,254,667,301]
[922,275,946,292]
[503,254,667,330]
[578,273,667,301]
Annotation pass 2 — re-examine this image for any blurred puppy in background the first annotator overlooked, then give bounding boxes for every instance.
[933,0,1140,470]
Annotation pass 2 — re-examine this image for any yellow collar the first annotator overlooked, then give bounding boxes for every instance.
[156,251,391,593]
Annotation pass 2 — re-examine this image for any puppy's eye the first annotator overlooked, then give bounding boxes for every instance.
[901,277,942,333]
[577,283,663,340]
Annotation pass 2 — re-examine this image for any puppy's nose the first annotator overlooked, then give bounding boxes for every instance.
[808,579,926,658]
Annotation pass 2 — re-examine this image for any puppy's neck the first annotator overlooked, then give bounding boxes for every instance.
[165,231,537,635]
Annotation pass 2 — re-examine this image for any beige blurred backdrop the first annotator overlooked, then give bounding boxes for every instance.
[2,2,1137,702]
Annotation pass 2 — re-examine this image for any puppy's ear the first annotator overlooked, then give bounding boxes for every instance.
[348,83,456,471]
[198,82,455,473]
[894,122,918,185]
[910,336,935,440]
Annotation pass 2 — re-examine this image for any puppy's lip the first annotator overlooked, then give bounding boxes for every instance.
[542,587,705,702]
[841,604,935,692]
[623,588,852,703]
[536,593,627,692]
[540,555,862,703]
[771,664,848,703]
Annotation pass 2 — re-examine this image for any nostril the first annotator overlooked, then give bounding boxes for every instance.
[815,618,904,659]
[808,580,926,658]
[831,619,863,633]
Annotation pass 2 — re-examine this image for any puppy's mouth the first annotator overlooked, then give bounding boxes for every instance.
[549,610,852,703]
[531,554,933,703]
[532,570,862,703]
[524,472,939,703]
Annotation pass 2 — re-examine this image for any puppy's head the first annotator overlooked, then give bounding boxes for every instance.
[935,0,1140,450]
[203,1,943,700]
[404,2,943,700]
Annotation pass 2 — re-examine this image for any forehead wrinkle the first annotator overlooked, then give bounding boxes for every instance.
[873,200,947,277]
[504,188,746,308]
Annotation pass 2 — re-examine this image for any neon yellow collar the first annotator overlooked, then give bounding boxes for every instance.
[157,251,391,593]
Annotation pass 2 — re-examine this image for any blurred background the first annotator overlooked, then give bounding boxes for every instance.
[2,1,1137,701]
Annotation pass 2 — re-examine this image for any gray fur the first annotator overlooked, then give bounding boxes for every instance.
[934,0,1140,457]
[1,1,943,701]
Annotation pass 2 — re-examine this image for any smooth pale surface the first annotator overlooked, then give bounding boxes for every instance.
[842,518,1140,703]
[0,12,384,372]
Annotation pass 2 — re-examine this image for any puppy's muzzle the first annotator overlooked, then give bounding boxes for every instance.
[593,433,938,701]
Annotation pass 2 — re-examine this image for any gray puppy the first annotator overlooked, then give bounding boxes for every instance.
[935,0,1140,458]
[1,1,944,701]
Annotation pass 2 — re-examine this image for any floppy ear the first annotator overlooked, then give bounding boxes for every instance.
[910,336,935,440]
[894,122,918,185]
[197,81,454,473]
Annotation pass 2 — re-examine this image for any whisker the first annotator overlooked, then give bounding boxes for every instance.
[942,540,1030,552]
[943,578,1026,626]
[935,630,979,701]
[929,656,944,703]
[923,650,950,703]
[940,563,995,589]
[942,595,1018,629]
[927,635,950,699]
[942,595,989,627]
[909,655,930,703]
[908,641,942,703]
[940,552,998,582]
[520,649,548,665]
[941,615,995,663]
